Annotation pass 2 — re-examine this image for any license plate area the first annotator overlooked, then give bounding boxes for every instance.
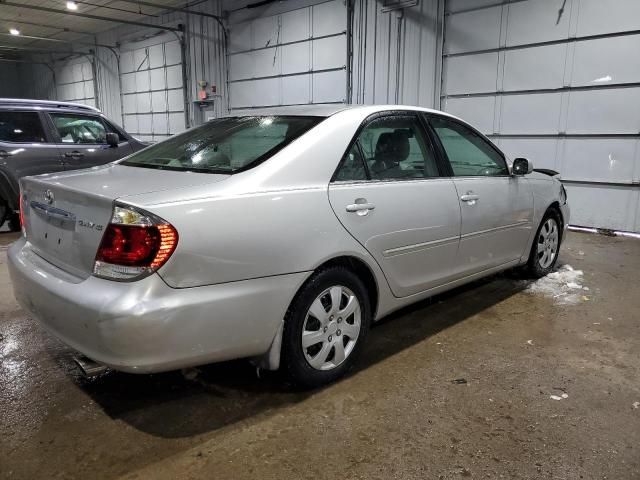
[29,201,76,254]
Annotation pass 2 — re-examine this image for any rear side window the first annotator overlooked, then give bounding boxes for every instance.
[430,116,508,176]
[121,116,322,174]
[50,114,114,144]
[0,111,46,143]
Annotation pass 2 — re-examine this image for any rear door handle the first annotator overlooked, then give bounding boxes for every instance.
[346,201,375,215]
[64,151,85,158]
[460,193,479,202]
[0,150,8,158]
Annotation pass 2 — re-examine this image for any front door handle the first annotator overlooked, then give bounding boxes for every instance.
[346,200,375,216]
[64,151,85,158]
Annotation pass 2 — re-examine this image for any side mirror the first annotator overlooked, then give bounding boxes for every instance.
[106,132,119,148]
[512,157,533,175]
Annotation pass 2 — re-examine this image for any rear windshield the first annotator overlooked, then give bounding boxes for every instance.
[121,116,322,174]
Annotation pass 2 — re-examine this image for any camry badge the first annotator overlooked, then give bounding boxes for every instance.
[44,189,54,205]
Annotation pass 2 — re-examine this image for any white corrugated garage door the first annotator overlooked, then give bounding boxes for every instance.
[441,0,640,232]
[54,58,96,108]
[227,0,347,111]
[119,34,187,142]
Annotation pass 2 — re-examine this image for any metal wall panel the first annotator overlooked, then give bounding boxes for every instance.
[497,138,560,171]
[443,96,496,132]
[500,93,562,134]
[560,139,639,184]
[571,35,640,86]
[565,88,640,134]
[351,0,442,107]
[228,0,347,110]
[119,35,185,142]
[444,52,498,94]
[502,44,567,91]
[444,6,501,54]
[442,0,640,231]
[53,57,96,108]
[505,0,571,46]
[575,0,640,36]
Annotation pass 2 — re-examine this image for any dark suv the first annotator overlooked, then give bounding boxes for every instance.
[0,98,146,230]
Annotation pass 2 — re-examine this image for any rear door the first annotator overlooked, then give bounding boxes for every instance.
[328,113,461,298]
[426,114,533,275]
[46,112,134,170]
[0,110,64,207]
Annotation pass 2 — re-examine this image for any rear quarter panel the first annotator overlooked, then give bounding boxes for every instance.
[138,187,385,289]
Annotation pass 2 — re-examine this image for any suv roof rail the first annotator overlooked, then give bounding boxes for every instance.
[0,98,101,113]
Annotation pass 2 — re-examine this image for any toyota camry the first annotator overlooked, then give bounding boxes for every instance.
[8,105,569,387]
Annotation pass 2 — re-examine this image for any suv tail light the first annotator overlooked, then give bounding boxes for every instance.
[93,204,178,281]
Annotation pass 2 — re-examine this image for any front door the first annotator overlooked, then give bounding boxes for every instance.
[328,113,461,298]
[47,112,134,170]
[427,114,533,275]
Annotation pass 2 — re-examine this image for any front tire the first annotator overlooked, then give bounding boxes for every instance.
[282,266,371,388]
[525,209,561,278]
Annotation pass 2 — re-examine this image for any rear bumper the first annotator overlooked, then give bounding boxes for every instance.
[8,238,309,373]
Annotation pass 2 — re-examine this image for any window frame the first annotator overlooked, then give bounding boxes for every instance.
[423,113,511,178]
[331,111,449,184]
[0,109,52,144]
[45,111,117,146]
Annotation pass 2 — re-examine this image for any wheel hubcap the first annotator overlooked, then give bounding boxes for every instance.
[302,285,361,371]
[537,218,559,269]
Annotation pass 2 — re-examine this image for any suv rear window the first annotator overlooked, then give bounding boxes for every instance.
[0,111,46,143]
[121,116,322,174]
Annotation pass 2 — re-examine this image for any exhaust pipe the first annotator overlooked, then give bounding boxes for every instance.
[74,355,108,377]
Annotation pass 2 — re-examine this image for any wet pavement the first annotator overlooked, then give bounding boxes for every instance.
[1,231,639,479]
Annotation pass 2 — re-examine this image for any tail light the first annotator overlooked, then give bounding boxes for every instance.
[19,189,27,236]
[93,204,178,281]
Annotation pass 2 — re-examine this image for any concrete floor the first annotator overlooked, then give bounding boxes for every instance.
[1,231,639,479]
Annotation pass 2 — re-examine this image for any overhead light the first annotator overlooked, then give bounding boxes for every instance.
[9,28,20,36]
[66,1,78,10]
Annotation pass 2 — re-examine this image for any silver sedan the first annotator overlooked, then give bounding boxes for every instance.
[8,105,569,387]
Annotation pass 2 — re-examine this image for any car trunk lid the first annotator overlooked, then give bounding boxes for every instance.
[22,165,229,279]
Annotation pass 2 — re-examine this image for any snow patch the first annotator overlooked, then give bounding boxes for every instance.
[526,264,587,305]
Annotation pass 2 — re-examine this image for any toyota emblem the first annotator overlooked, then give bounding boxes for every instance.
[44,189,54,205]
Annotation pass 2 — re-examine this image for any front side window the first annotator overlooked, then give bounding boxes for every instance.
[121,116,321,174]
[50,114,114,144]
[430,116,508,176]
[0,111,46,143]
[355,115,439,180]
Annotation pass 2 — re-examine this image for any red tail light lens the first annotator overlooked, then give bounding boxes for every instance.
[93,205,178,281]
[19,191,25,236]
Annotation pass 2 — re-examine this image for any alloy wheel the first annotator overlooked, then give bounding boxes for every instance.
[537,218,559,269]
[301,285,361,371]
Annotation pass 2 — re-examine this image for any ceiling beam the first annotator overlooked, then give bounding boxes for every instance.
[0,18,93,36]
[0,1,183,32]
[0,32,115,49]
[117,0,223,20]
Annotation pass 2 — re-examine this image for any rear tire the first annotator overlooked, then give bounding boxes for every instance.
[282,266,371,389]
[0,200,7,230]
[7,212,20,232]
[525,209,561,278]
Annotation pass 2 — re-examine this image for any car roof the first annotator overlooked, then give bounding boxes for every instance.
[227,104,459,119]
[0,98,101,113]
